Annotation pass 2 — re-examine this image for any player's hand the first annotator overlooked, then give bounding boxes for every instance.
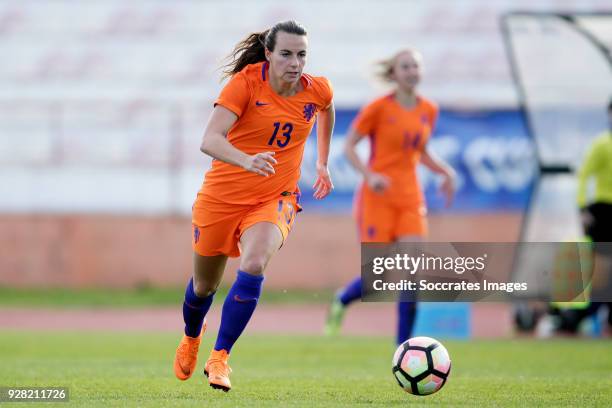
[243,152,277,176]
[313,162,334,200]
[365,172,391,193]
[440,172,456,208]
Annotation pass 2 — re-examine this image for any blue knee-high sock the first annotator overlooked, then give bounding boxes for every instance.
[397,301,418,345]
[214,270,264,353]
[339,276,362,306]
[183,277,215,338]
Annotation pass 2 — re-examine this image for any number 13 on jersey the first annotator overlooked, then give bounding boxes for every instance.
[268,122,293,148]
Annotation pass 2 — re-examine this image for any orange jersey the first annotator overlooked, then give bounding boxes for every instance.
[353,94,438,206]
[199,62,333,205]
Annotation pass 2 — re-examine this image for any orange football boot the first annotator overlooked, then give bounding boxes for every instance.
[174,319,207,381]
[204,349,232,392]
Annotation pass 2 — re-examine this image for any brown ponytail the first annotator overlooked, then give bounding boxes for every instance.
[221,20,307,80]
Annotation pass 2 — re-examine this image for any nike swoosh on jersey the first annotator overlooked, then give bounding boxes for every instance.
[255,101,269,106]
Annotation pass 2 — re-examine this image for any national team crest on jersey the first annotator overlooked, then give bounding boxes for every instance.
[303,103,316,122]
[367,226,376,239]
[420,114,430,125]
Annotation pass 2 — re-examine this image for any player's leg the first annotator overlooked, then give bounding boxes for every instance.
[395,206,427,344]
[187,253,227,335]
[206,196,296,391]
[339,277,363,305]
[175,200,244,382]
[325,277,361,336]
[583,203,612,335]
[216,222,280,351]
[395,235,421,345]
[205,222,282,391]
[175,251,227,380]
[397,300,418,344]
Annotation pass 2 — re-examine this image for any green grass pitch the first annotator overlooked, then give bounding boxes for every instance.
[0,331,611,407]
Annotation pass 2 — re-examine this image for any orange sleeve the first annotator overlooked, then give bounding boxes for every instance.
[214,72,251,117]
[352,100,380,136]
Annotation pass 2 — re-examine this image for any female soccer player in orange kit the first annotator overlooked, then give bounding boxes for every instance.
[325,49,455,344]
[174,20,334,392]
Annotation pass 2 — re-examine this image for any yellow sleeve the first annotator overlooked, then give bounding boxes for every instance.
[576,137,601,208]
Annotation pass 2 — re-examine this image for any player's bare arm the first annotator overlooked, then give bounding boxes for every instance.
[201,105,277,177]
[344,127,390,193]
[420,147,456,207]
[313,102,335,199]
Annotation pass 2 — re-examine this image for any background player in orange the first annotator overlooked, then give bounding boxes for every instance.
[325,49,455,344]
[174,20,334,392]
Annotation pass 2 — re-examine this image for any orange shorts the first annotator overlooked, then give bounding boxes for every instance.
[354,187,427,243]
[192,194,300,257]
